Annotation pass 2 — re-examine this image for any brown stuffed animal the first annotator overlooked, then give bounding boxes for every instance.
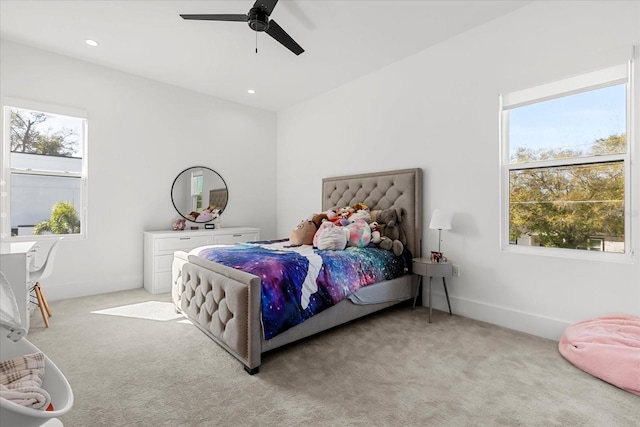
[311,213,328,229]
[290,220,318,246]
[352,202,368,212]
[370,208,405,256]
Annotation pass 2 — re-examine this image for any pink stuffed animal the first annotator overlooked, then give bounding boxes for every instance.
[172,218,186,230]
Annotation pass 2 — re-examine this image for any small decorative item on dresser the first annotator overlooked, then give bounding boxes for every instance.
[172,218,186,231]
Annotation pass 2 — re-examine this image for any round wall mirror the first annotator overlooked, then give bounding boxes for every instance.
[171,166,228,222]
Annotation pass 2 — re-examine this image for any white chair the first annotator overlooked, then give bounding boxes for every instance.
[1,273,74,426]
[29,238,63,328]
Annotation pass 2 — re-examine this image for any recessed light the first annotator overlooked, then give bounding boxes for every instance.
[247,89,255,94]
[85,39,99,47]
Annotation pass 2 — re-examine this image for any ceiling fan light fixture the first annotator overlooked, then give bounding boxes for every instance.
[247,7,269,32]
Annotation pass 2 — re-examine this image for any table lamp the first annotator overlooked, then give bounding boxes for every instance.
[429,209,452,253]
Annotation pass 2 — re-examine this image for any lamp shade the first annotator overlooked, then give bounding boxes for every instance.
[429,209,452,230]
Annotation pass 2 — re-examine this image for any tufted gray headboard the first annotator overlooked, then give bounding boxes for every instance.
[322,168,423,258]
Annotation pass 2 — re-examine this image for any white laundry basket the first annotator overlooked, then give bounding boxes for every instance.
[0,273,73,427]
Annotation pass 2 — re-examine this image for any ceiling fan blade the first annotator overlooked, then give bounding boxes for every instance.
[253,0,278,16]
[265,20,304,55]
[180,14,248,22]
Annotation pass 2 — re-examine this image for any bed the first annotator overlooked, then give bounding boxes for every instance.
[171,168,423,374]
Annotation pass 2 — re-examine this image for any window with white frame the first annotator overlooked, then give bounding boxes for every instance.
[191,170,203,212]
[500,63,632,258]
[1,100,87,240]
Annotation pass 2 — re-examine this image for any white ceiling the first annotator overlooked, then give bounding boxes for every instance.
[0,0,531,112]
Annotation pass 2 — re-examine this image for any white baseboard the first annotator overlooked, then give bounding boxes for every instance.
[45,275,143,302]
[45,276,569,341]
[426,291,570,342]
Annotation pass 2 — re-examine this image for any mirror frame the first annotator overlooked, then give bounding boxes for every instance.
[171,166,228,222]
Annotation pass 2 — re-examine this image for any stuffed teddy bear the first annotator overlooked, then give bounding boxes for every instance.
[370,208,405,256]
[311,213,329,229]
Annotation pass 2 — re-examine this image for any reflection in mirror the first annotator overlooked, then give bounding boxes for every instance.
[171,166,228,222]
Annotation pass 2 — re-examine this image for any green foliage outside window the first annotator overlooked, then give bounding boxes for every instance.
[34,201,81,235]
[509,134,625,251]
[10,109,78,156]
[6,106,85,238]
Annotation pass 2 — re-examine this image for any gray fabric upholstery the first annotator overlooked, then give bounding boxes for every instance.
[347,275,414,305]
[180,255,262,370]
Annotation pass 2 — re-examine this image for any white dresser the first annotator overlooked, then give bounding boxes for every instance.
[0,241,37,332]
[143,227,260,294]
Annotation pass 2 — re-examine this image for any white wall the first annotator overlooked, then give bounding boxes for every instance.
[277,1,640,340]
[1,40,277,301]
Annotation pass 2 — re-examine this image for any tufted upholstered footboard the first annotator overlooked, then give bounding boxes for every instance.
[174,252,262,374]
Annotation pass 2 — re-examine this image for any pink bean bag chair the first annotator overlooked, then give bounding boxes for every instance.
[559,314,640,395]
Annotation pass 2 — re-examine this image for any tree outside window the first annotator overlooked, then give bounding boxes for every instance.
[2,103,86,239]
[509,135,625,252]
[501,65,630,256]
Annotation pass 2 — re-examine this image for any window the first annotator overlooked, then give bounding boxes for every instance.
[500,63,632,259]
[1,99,87,240]
[191,170,203,212]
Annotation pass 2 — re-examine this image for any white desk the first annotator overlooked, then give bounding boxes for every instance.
[0,241,36,332]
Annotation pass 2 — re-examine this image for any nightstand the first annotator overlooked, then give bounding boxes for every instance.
[412,257,453,322]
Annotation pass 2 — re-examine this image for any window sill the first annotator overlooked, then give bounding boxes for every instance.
[501,243,634,264]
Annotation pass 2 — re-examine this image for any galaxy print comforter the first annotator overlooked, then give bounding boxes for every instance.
[196,240,411,340]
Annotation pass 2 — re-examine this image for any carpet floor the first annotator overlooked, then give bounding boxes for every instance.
[24,289,639,427]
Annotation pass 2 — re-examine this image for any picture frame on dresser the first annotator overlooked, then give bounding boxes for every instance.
[143,227,260,294]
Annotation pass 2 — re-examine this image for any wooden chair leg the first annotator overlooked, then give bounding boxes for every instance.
[34,284,50,328]
[37,283,53,318]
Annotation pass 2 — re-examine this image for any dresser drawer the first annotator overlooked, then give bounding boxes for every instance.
[144,228,259,295]
[155,235,211,254]
[155,254,174,272]
[154,271,172,294]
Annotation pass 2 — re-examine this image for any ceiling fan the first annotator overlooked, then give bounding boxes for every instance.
[180,0,304,56]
